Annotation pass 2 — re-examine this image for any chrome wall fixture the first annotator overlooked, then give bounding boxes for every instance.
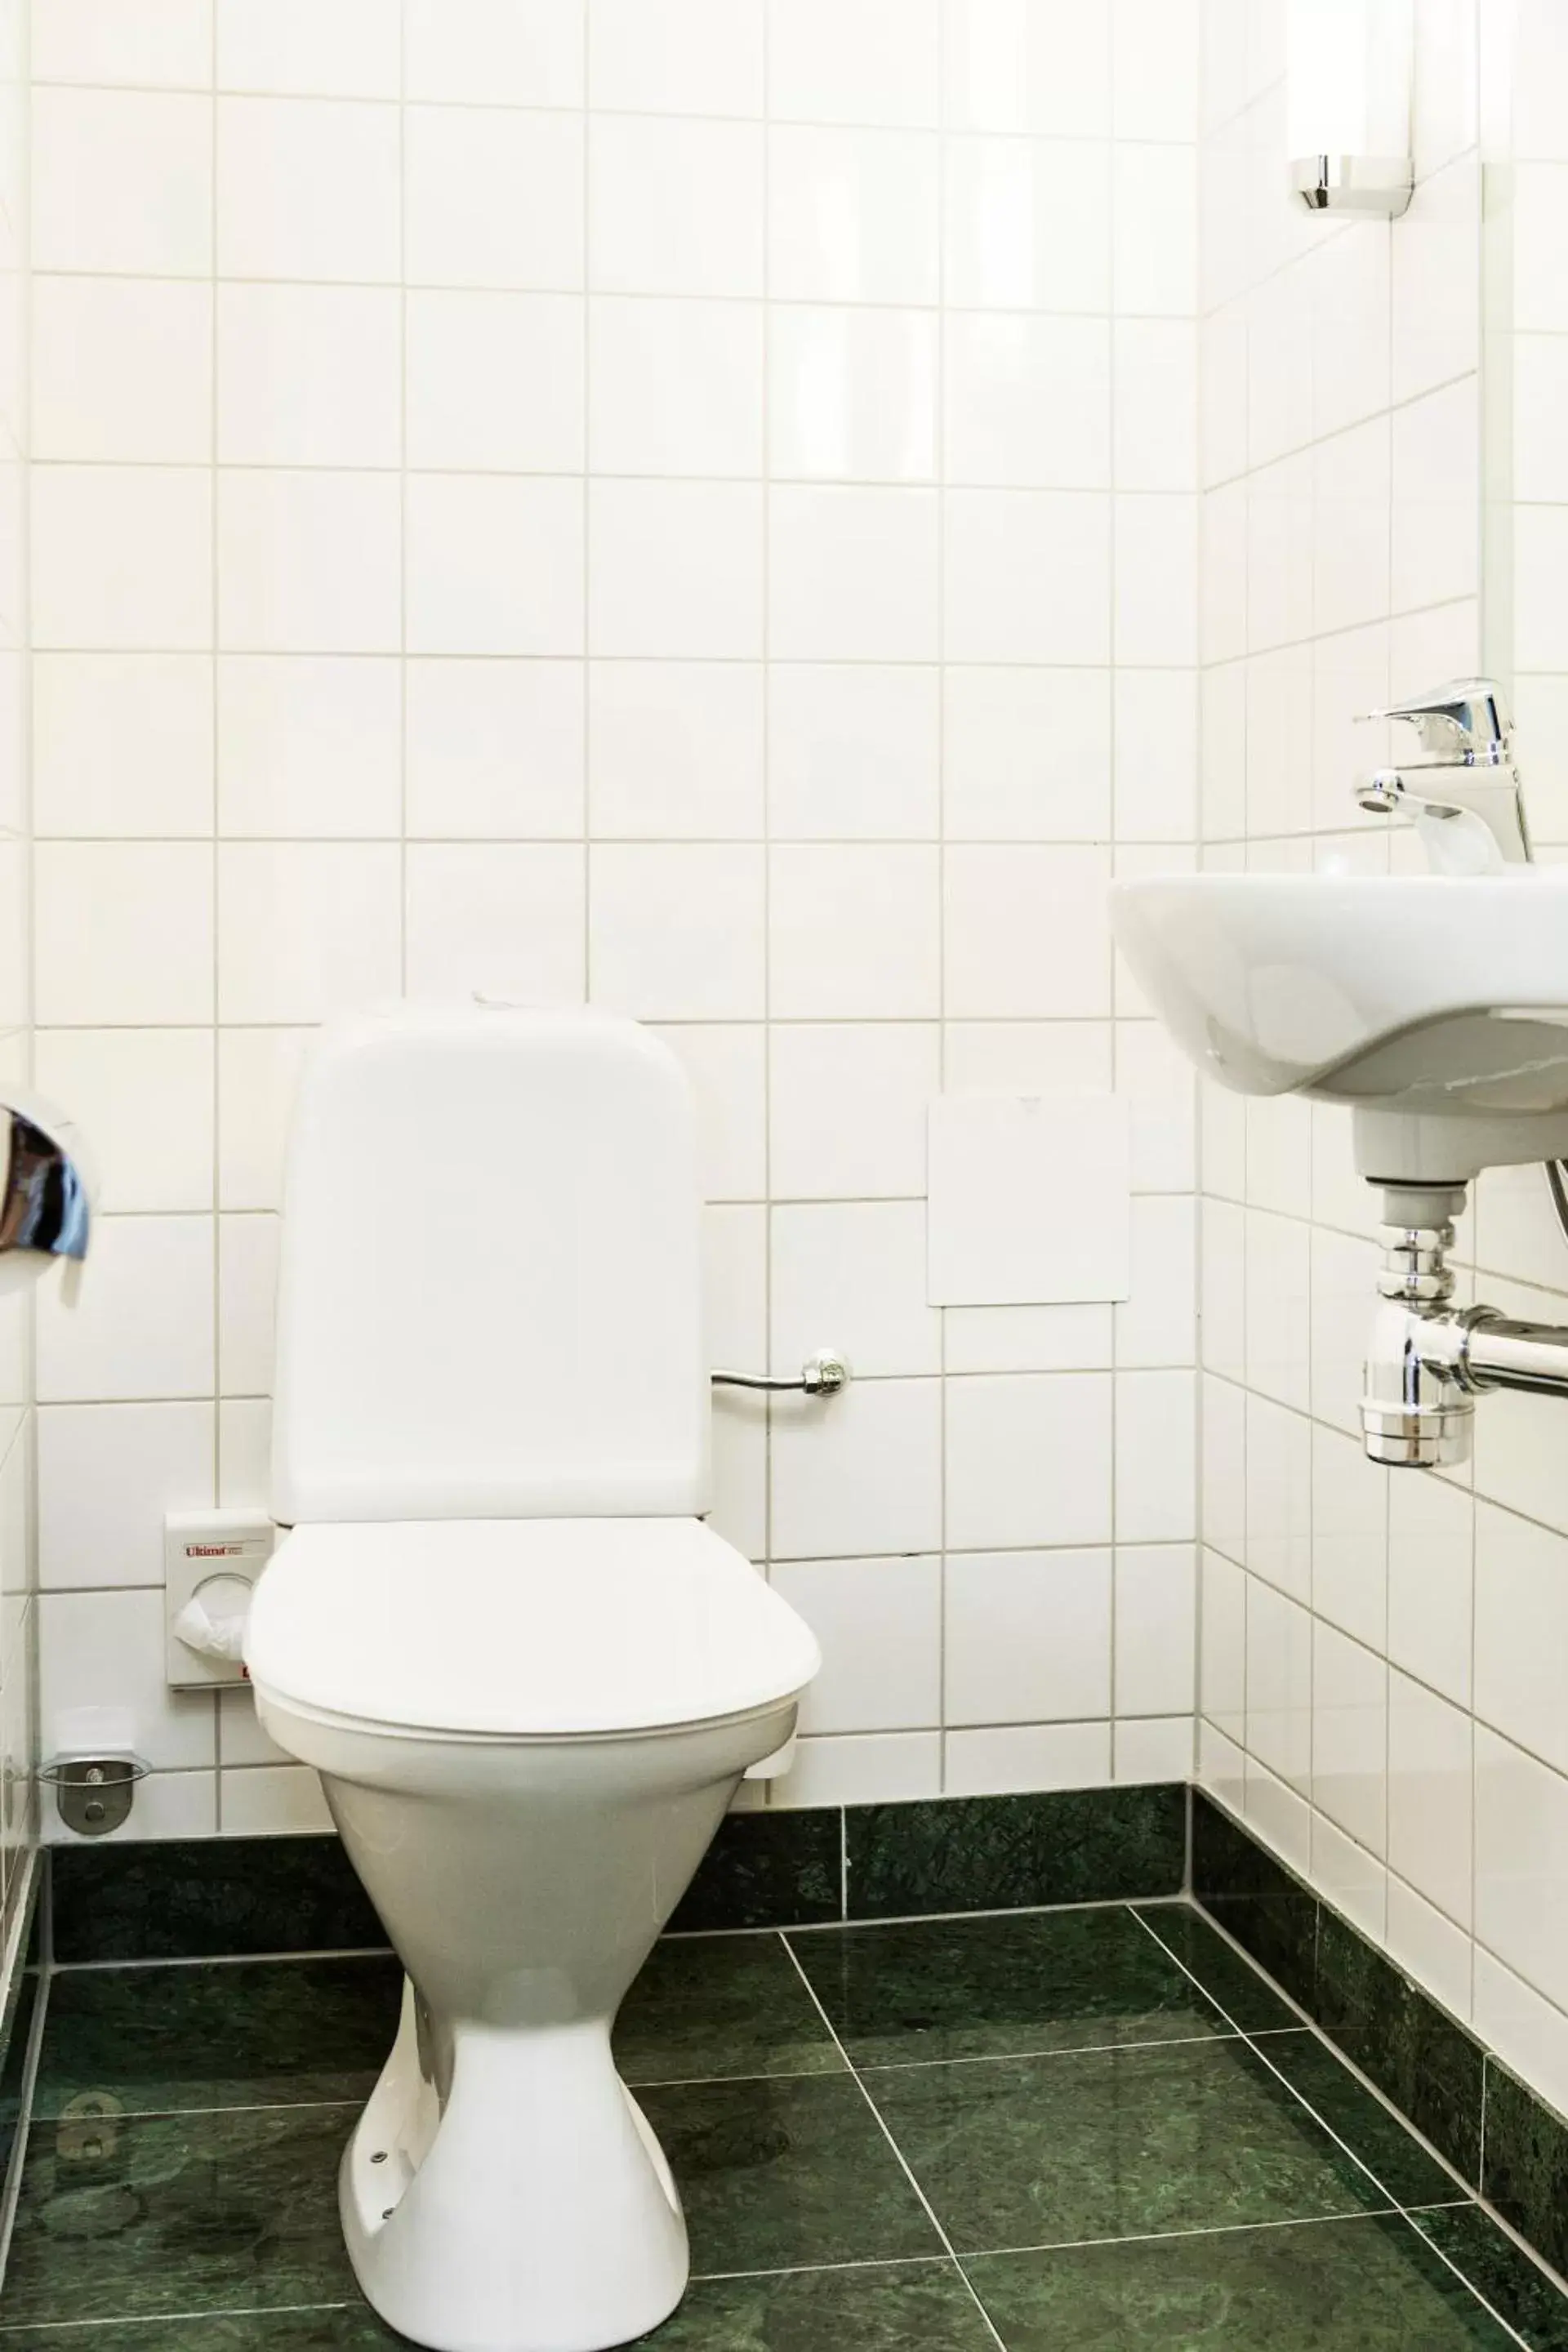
[712,1349,850,1397]
[1354,681,1531,871]
[1363,1192,1568,1469]
[0,1090,92,1286]
[1354,679,1568,1466]
[38,1755,148,1837]
[1290,154,1413,216]
[1286,0,1414,219]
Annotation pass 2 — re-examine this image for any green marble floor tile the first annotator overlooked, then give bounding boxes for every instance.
[33,1960,403,2121]
[2,2102,360,2325]
[0,2267,1003,2350]
[630,2260,1000,2349]
[1415,2203,1568,2350]
[616,1936,845,2088]
[964,2210,1524,2349]
[638,2074,941,2277]
[1255,2029,1461,2207]
[866,2035,1393,2254]
[788,1906,1230,2068]
[0,2313,402,2350]
[1134,1900,1301,2032]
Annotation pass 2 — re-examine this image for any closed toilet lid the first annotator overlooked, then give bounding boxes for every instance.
[245,1518,821,1739]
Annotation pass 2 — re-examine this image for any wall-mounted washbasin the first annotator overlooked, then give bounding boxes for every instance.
[1111,870,1568,1186]
[1111,856,1568,1469]
[1111,679,1568,1469]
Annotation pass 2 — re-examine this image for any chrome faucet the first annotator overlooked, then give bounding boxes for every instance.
[1354,679,1532,871]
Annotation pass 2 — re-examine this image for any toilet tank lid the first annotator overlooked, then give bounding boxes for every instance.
[245,1518,822,1738]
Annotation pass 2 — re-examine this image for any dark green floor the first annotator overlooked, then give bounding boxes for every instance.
[3,1900,1566,2348]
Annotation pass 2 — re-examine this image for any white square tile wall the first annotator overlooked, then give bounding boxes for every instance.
[26,0,1200,1838]
[0,0,30,1959]
[1192,0,1568,2120]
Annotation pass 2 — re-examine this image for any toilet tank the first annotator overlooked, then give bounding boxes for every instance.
[271,1004,710,1525]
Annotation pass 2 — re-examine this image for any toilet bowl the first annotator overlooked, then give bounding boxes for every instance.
[246,1006,821,2352]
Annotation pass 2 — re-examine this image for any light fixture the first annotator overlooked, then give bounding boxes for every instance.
[1286,0,1414,218]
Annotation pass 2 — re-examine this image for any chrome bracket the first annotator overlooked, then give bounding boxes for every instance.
[1290,154,1414,217]
[39,1757,148,1838]
[712,1349,850,1397]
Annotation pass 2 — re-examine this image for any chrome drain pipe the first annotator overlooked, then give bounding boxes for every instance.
[1361,1182,1568,1467]
[1464,1312,1568,1397]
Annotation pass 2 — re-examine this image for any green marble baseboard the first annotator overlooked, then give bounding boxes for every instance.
[1192,1788,1568,2287]
[0,1852,43,2275]
[50,1832,385,1964]
[49,1782,1189,1963]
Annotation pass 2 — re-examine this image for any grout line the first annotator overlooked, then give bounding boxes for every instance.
[956,2204,1403,2263]
[1198,363,1488,496]
[688,2251,956,2285]
[691,2203,1484,2279]
[0,2302,363,2338]
[205,0,221,1815]
[17,0,38,1868]
[757,0,776,1805]
[49,1944,396,1971]
[853,2026,1245,2074]
[26,263,1199,318]
[27,831,1188,850]
[24,2093,368,2124]
[686,2251,954,2284]
[36,1554,1200,1588]
[777,1933,1009,2352]
[1104,0,1121,1807]
[395,0,409,1007]
[643,2027,1292,2098]
[934,0,949,1802]
[704,1888,1189,1940]
[30,85,1193,146]
[625,2060,847,2094]
[21,457,1195,492]
[577,0,590,991]
[24,647,1202,669]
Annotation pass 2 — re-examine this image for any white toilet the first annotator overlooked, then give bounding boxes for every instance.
[244,1004,822,2352]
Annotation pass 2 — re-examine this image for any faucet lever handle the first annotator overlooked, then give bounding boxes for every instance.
[1356,678,1514,764]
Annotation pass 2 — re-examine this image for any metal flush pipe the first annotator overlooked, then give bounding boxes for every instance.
[1361,1182,1568,1468]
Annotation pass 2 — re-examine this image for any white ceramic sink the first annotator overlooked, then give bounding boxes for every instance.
[1111,870,1568,1182]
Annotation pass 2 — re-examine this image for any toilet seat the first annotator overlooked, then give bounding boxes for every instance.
[246,1517,820,1741]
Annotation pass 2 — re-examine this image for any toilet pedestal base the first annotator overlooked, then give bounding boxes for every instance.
[341,1981,689,2352]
